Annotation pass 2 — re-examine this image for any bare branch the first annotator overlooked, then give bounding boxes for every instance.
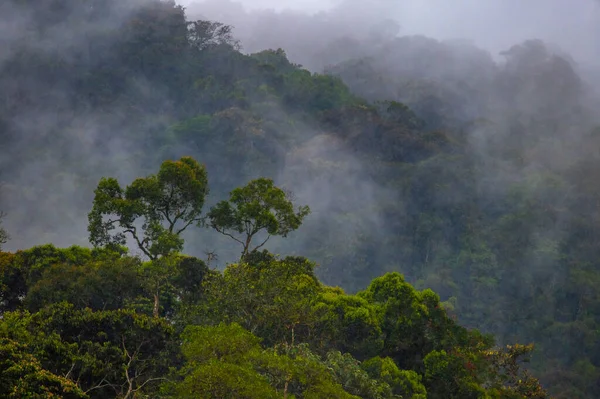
[214,225,245,246]
[252,235,271,253]
[133,377,169,392]
[124,228,153,259]
[64,362,77,380]
[175,217,197,236]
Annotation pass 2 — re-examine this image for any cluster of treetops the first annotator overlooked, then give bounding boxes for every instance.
[0,156,549,398]
[1,0,598,397]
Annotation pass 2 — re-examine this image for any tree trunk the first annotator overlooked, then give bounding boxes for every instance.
[283,380,289,399]
[153,293,159,318]
[242,234,252,260]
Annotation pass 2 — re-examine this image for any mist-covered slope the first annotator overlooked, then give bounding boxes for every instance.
[1,0,600,397]
[186,3,600,397]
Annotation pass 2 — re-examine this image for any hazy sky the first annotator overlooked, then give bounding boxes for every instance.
[395,0,600,63]
[181,0,332,12]
[181,0,600,65]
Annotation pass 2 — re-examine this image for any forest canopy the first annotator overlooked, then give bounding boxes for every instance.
[0,156,547,398]
[0,0,599,397]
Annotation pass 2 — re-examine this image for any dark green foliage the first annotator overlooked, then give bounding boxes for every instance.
[164,323,361,398]
[317,34,600,397]
[1,303,174,398]
[0,244,212,324]
[323,351,397,398]
[0,338,86,398]
[0,0,581,396]
[25,255,144,312]
[0,190,547,399]
[88,156,209,260]
[312,287,384,359]
[424,349,487,399]
[88,156,209,317]
[180,245,545,398]
[171,255,211,304]
[191,253,322,346]
[0,245,124,314]
[359,272,480,371]
[362,357,427,399]
[208,177,310,258]
[483,344,549,399]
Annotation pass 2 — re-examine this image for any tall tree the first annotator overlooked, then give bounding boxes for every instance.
[208,178,310,259]
[88,156,208,316]
[88,156,208,260]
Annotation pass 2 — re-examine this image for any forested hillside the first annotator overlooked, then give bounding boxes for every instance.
[1,156,548,398]
[0,0,599,397]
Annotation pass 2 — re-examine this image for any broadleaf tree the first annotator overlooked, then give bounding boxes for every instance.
[0,338,86,399]
[88,156,208,316]
[88,156,208,260]
[208,178,310,259]
[187,20,240,51]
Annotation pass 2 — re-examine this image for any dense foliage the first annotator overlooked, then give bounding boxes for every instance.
[0,0,598,397]
[319,35,600,399]
[0,157,546,397]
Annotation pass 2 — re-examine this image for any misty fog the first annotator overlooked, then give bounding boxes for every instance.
[1,0,599,292]
[186,0,600,66]
[0,0,597,282]
[180,0,600,274]
[2,0,600,395]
